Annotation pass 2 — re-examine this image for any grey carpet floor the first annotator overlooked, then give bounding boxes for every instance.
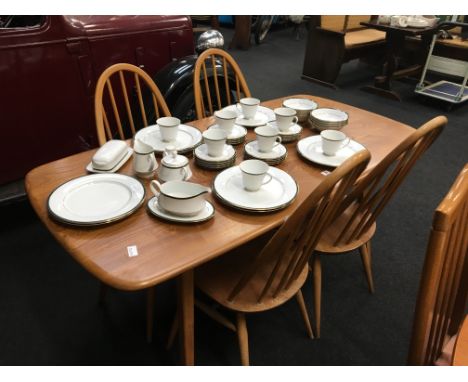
[0,25,467,365]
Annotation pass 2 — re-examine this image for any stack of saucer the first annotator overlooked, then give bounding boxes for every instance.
[208,124,247,146]
[309,108,348,132]
[269,121,303,143]
[243,140,287,166]
[194,144,237,170]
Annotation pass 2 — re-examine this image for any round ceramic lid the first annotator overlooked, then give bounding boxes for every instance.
[162,153,189,168]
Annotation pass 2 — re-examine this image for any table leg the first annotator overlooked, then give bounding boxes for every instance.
[177,269,194,365]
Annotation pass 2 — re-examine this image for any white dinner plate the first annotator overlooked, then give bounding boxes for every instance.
[48,174,145,226]
[297,135,366,168]
[244,140,287,160]
[86,147,133,174]
[147,197,215,223]
[213,166,298,212]
[134,124,202,154]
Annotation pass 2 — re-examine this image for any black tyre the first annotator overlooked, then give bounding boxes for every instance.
[254,16,274,44]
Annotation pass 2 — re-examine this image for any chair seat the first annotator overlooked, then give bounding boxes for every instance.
[345,29,386,48]
[316,202,376,253]
[195,232,309,313]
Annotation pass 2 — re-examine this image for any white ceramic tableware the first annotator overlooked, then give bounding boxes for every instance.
[214,109,238,135]
[148,196,215,223]
[274,107,298,132]
[239,159,272,192]
[157,145,191,182]
[133,139,158,177]
[390,15,408,27]
[157,116,181,142]
[92,140,128,171]
[282,98,318,122]
[203,128,228,157]
[254,125,282,153]
[150,180,211,216]
[238,97,260,119]
[321,130,350,156]
[48,174,145,226]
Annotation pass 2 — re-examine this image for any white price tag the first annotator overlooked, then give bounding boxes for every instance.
[321,170,331,176]
[127,245,139,257]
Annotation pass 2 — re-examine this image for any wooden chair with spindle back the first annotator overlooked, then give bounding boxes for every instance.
[312,116,447,337]
[193,48,251,120]
[193,149,371,365]
[94,63,171,146]
[408,163,468,366]
[94,63,171,343]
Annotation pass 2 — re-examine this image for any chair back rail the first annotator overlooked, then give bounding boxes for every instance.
[193,48,251,120]
[94,63,170,146]
[408,163,468,365]
[227,149,371,303]
[332,116,447,247]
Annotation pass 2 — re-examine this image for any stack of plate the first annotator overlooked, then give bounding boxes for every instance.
[208,124,247,145]
[275,123,303,143]
[309,108,348,132]
[243,141,287,166]
[194,144,237,170]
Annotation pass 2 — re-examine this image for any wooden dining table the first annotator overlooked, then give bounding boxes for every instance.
[452,315,468,365]
[25,94,414,365]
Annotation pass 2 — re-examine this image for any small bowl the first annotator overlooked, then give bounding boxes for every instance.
[282,98,318,123]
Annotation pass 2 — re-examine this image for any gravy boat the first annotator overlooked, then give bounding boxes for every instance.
[150,180,211,216]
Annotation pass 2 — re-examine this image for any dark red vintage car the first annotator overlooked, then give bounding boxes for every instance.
[0,15,198,200]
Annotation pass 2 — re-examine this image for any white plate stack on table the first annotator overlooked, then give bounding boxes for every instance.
[86,140,133,173]
[48,173,145,226]
[270,106,303,143]
[209,108,247,145]
[224,97,275,128]
[147,180,214,223]
[309,108,349,132]
[282,98,318,123]
[134,116,202,155]
[195,129,236,170]
[244,125,287,166]
[213,159,298,213]
[297,130,366,168]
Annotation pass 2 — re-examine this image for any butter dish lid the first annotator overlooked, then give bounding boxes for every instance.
[92,140,128,171]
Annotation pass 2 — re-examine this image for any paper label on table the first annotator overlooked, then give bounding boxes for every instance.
[321,170,331,176]
[127,245,139,257]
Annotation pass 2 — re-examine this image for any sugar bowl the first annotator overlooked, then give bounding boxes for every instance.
[157,145,192,182]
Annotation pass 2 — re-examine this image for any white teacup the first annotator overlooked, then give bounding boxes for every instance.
[239,159,272,192]
[203,128,227,157]
[239,97,260,119]
[157,117,180,142]
[214,109,237,135]
[320,130,350,156]
[254,125,282,153]
[274,107,298,132]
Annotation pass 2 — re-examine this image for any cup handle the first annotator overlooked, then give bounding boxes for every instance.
[262,173,273,186]
[150,180,162,197]
[273,136,282,148]
[181,167,188,180]
[340,137,351,149]
[292,116,298,125]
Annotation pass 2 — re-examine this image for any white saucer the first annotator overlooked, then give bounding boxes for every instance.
[134,124,202,154]
[208,124,247,140]
[224,104,275,127]
[86,147,133,173]
[213,166,298,212]
[268,121,302,135]
[195,144,236,162]
[297,135,366,167]
[147,197,215,223]
[244,141,287,160]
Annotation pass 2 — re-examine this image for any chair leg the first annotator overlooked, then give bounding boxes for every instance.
[98,282,107,307]
[312,253,322,338]
[146,287,155,343]
[167,310,179,350]
[236,313,250,366]
[358,241,375,294]
[295,290,314,339]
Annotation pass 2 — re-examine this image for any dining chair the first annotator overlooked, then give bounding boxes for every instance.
[94,62,171,146]
[193,149,371,365]
[408,163,468,365]
[193,48,251,120]
[94,63,171,342]
[311,116,447,337]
